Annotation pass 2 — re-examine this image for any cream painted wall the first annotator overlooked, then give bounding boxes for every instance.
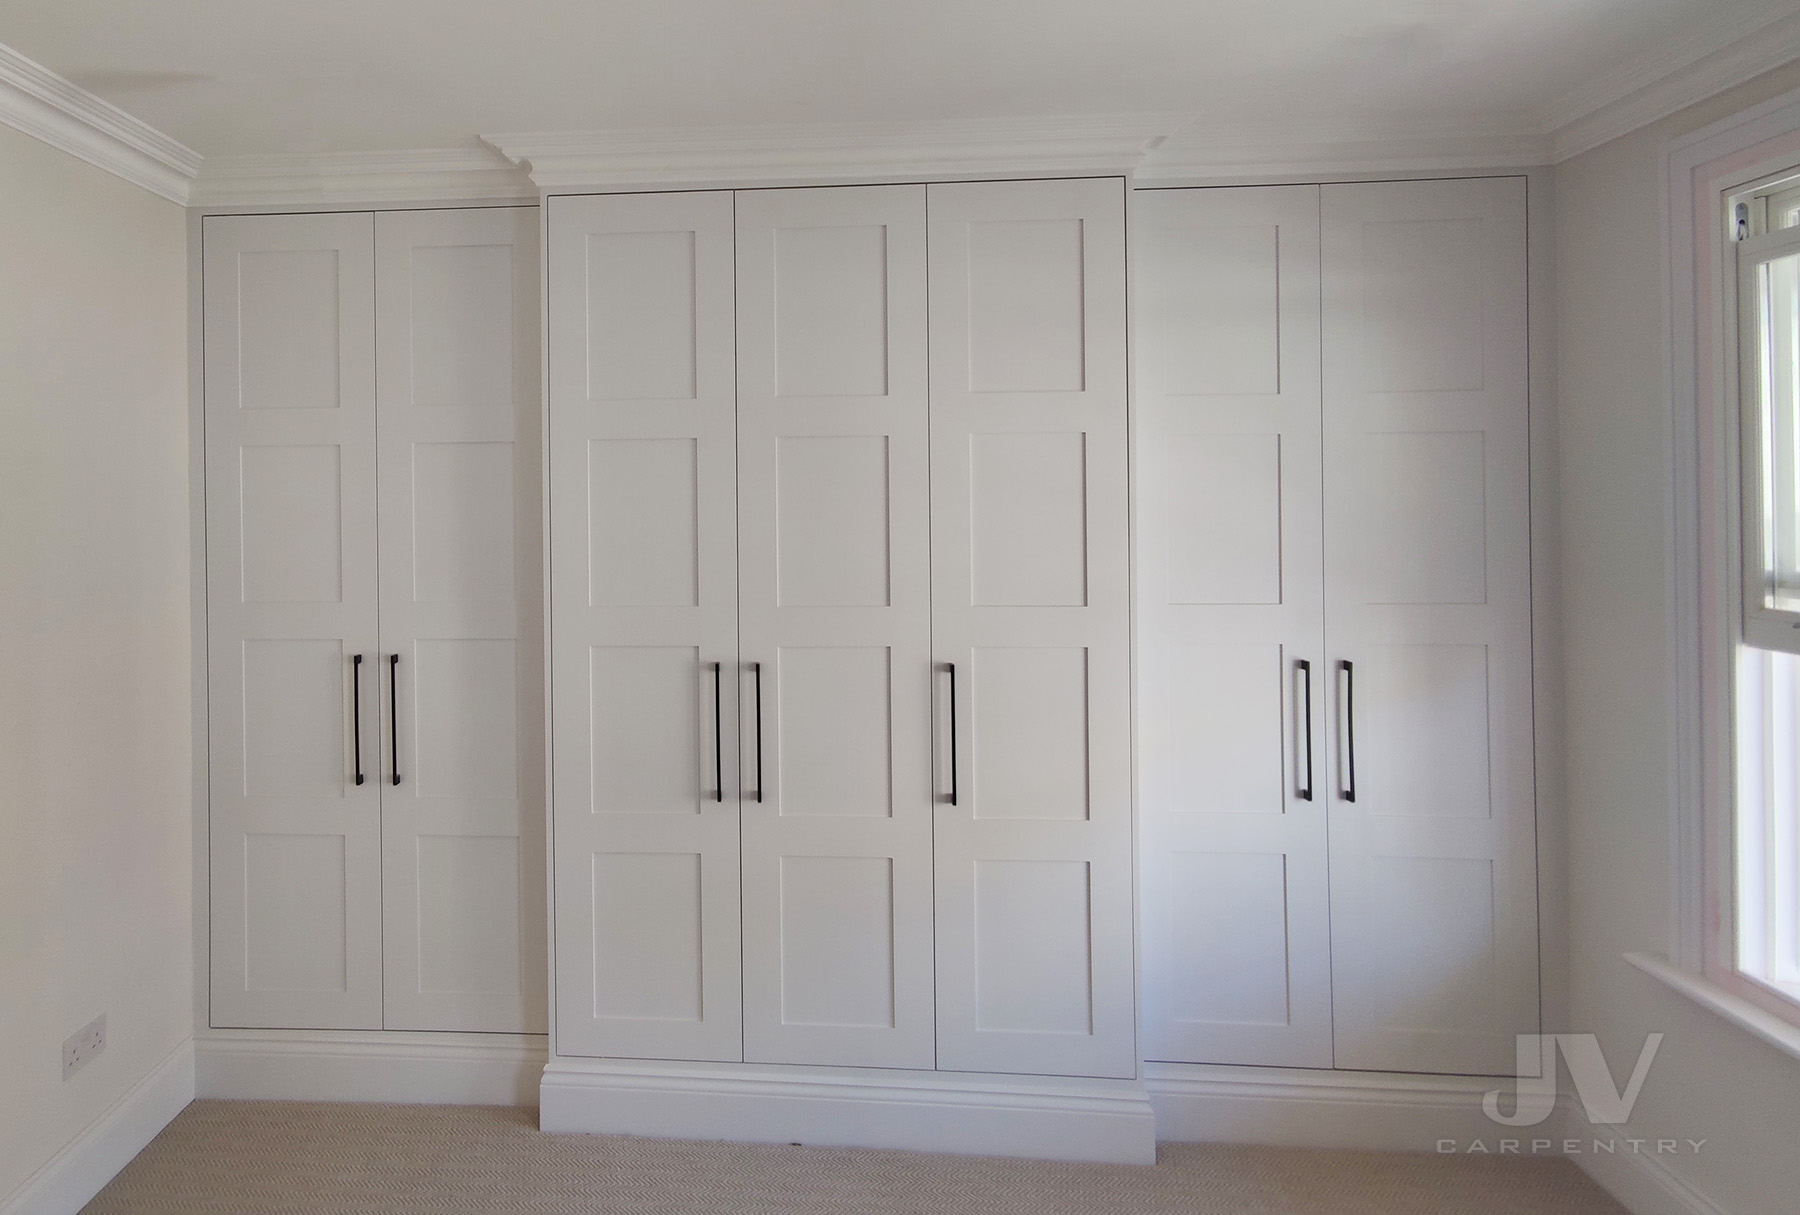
[1558,62,1800,1214]
[0,125,192,1199]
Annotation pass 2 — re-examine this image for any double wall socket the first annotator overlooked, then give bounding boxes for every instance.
[62,1013,105,1080]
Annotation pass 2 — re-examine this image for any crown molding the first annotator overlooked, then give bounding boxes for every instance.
[483,114,1180,190]
[1136,120,1548,183]
[1545,9,1800,163]
[0,41,199,203]
[187,147,536,208]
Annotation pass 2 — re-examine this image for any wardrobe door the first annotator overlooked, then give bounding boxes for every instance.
[928,177,1136,1078]
[205,212,383,1029]
[548,192,743,1061]
[1135,186,1333,1067]
[735,185,935,1068]
[1322,177,1538,1074]
[375,207,546,1033]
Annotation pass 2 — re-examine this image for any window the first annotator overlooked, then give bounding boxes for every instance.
[1730,173,1800,1013]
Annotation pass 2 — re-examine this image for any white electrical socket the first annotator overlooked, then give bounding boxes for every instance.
[62,1014,105,1080]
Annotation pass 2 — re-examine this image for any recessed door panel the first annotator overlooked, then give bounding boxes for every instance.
[776,435,891,607]
[205,211,382,1031]
[966,218,1086,393]
[240,639,346,800]
[237,248,343,411]
[776,646,892,819]
[1361,431,1487,605]
[779,856,897,1028]
[592,852,705,1021]
[410,441,516,603]
[1359,218,1485,394]
[774,224,890,398]
[1164,433,1283,606]
[736,184,933,1069]
[239,445,344,605]
[244,833,349,992]
[1135,185,1332,1068]
[591,646,702,814]
[971,646,1089,821]
[415,835,523,995]
[586,230,699,402]
[973,860,1092,1034]
[1163,851,1292,1026]
[551,192,741,1061]
[969,431,1088,607]
[1357,644,1493,820]
[407,242,515,411]
[376,207,545,1034]
[588,437,700,608]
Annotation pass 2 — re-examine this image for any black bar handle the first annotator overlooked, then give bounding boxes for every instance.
[948,661,959,807]
[1340,659,1356,803]
[351,654,365,786]
[1297,658,1314,802]
[389,653,401,786]
[752,662,764,804]
[713,661,724,803]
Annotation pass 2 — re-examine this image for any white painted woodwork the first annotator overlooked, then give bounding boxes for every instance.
[548,192,742,1061]
[374,207,546,1033]
[734,185,936,1068]
[1321,177,1538,1075]
[1134,185,1333,1068]
[927,177,1136,1078]
[204,212,383,1029]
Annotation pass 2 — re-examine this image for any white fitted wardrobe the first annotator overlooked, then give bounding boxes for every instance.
[546,177,1137,1083]
[203,206,547,1033]
[1135,177,1538,1077]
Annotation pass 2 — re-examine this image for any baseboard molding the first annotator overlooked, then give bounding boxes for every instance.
[196,1030,548,1106]
[1574,1122,1733,1215]
[0,1037,195,1215]
[540,1058,1157,1164]
[1144,1061,1516,1153]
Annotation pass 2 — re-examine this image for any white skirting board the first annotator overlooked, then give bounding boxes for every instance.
[1573,1117,1733,1215]
[196,1031,548,1106]
[1143,1062,1521,1153]
[539,1059,1159,1164]
[0,1038,195,1215]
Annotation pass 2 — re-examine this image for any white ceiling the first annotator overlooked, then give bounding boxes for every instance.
[1,0,1798,159]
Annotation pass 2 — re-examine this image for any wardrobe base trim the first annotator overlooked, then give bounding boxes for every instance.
[539,1058,1158,1164]
[196,1030,548,1106]
[1144,1061,1513,1152]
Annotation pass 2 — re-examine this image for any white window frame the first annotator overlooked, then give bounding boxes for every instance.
[1660,87,1800,1054]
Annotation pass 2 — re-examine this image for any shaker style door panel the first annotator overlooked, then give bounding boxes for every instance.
[548,192,743,1060]
[204,212,384,1030]
[374,207,547,1034]
[734,185,936,1068]
[1321,177,1538,1075]
[927,178,1136,1078]
[1134,185,1333,1068]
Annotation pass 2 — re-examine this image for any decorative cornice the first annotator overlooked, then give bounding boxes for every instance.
[482,114,1180,190]
[1545,9,1800,163]
[187,147,536,209]
[1136,119,1549,183]
[0,41,199,203]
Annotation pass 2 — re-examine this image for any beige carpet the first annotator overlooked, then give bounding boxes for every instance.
[83,1101,1628,1214]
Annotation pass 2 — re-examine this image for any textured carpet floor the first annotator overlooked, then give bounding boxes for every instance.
[82,1101,1629,1214]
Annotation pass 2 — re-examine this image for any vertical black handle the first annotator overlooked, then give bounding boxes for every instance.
[713,661,724,803]
[948,662,959,807]
[351,654,365,786]
[753,661,764,804]
[389,653,401,786]
[1297,658,1314,802]
[1340,659,1356,803]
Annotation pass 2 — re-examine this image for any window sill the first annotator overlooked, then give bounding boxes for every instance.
[1626,952,1800,1064]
